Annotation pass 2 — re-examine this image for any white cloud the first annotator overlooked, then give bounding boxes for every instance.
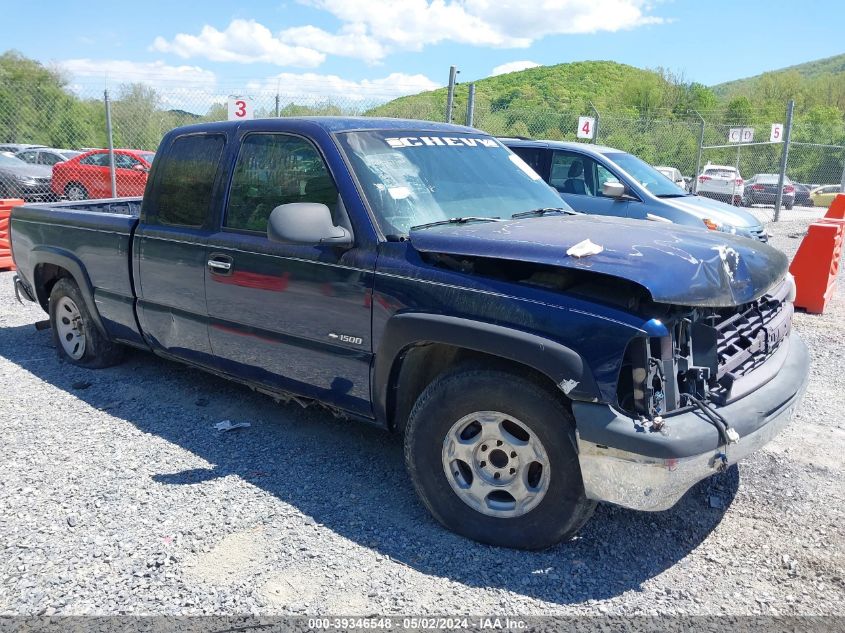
[59,59,217,90]
[491,60,541,76]
[246,71,440,103]
[151,1,664,65]
[151,19,325,67]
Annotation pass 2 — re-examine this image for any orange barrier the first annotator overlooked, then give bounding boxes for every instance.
[824,193,845,220]
[789,219,843,314]
[0,198,25,271]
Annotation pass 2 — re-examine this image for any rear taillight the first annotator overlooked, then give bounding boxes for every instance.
[785,185,795,193]
[751,184,765,191]
[699,175,710,182]
[736,178,744,185]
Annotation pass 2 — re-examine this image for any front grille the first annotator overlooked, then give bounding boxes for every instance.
[710,281,792,403]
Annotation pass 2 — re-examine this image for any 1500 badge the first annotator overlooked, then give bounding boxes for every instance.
[328,332,363,345]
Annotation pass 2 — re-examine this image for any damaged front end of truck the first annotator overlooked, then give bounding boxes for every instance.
[409,215,811,512]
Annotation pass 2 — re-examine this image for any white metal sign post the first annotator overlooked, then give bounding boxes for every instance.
[577,116,596,140]
[228,96,254,121]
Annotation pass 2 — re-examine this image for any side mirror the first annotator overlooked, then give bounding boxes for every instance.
[602,181,626,198]
[267,203,353,246]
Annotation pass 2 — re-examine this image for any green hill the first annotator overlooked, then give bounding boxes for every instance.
[713,53,845,97]
[370,61,663,116]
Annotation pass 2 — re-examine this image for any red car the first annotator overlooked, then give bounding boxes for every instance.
[51,149,155,200]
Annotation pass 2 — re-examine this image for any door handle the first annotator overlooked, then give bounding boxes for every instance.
[207,254,233,274]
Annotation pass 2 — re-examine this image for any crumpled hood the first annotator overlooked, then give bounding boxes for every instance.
[409,215,788,307]
[664,194,762,230]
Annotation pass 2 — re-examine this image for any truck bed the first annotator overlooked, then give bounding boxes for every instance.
[10,197,144,345]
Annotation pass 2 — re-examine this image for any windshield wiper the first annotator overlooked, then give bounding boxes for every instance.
[655,193,690,198]
[409,216,503,231]
[511,207,580,219]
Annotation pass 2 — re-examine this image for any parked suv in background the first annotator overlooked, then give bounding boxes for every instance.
[696,164,745,205]
[502,139,767,241]
[743,174,795,209]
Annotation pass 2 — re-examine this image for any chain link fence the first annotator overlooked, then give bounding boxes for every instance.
[0,81,843,224]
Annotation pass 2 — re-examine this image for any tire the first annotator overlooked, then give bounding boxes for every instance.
[64,182,88,201]
[404,368,596,549]
[49,278,123,368]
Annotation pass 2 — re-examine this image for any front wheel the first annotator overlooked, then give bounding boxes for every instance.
[404,368,596,549]
[49,278,123,368]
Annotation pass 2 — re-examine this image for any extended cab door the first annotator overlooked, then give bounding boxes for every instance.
[549,150,633,217]
[134,132,227,367]
[204,131,374,416]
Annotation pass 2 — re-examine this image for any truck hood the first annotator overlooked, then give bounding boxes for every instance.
[409,215,788,307]
[660,194,761,230]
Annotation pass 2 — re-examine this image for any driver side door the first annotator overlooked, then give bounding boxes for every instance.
[205,132,374,416]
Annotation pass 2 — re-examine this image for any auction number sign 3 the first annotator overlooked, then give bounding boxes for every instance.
[228,96,254,121]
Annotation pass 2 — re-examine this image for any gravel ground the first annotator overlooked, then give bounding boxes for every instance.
[0,218,843,617]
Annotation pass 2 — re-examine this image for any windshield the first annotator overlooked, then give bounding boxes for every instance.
[336,131,569,235]
[0,153,25,166]
[139,152,155,164]
[605,152,687,196]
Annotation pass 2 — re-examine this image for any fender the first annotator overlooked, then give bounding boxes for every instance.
[372,312,601,425]
[29,245,109,337]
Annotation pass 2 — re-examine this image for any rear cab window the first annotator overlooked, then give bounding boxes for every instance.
[146,134,225,227]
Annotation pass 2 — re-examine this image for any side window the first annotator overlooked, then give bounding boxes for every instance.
[595,163,620,197]
[150,134,225,227]
[225,134,338,233]
[510,147,543,177]
[550,151,596,196]
[41,153,62,166]
[114,154,141,169]
[80,153,108,166]
[18,151,37,164]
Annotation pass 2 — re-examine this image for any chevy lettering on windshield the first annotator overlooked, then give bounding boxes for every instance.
[385,136,499,148]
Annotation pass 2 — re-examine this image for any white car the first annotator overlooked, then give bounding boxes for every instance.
[696,164,744,206]
[654,166,686,189]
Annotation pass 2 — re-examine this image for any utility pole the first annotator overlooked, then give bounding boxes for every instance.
[446,65,458,123]
[466,83,476,127]
[693,110,705,192]
[773,99,795,222]
[104,89,117,198]
[589,101,600,144]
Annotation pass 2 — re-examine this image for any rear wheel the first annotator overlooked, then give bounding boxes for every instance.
[65,182,88,201]
[49,278,123,368]
[404,368,596,549]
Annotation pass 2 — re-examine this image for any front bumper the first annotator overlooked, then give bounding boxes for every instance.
[572,333,809,511]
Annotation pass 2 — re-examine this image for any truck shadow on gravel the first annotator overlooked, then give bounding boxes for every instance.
[2,324,739,605]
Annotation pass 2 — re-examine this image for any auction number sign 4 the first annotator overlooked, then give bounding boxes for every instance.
[577,116,596,140]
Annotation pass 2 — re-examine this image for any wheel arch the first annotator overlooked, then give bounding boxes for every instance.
[373,313,600,432]
[31,246,108,337]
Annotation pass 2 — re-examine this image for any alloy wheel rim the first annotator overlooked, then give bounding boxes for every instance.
[441,411,550,518]
[55,296,86,360]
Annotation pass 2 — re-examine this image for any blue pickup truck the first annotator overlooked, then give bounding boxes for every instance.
[10,117,809,549]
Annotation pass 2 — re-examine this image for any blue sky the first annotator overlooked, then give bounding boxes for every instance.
[4,0,844,106]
